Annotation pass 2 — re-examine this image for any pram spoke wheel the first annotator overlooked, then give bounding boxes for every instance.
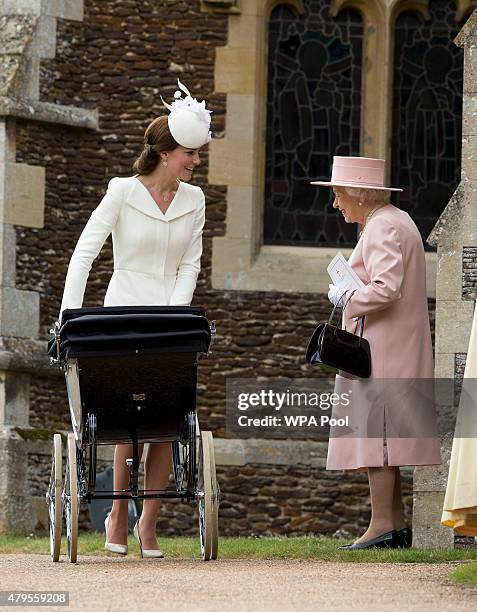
[46,434,63,562]
[173,411,196,493]
[208,433,219,560]
[63,433,79,563]
[197,431,218,561]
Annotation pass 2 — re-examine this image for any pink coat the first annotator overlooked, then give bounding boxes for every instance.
[326,204,441,470]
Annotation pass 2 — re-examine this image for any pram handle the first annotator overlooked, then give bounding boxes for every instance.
[206,320,216,357]
[49,320,63,368]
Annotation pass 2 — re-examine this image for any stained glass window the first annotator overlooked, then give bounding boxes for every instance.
[264,2,363,247]
[391,0,465,247]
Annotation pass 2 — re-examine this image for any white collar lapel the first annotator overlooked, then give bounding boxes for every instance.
[165,182,197,221]
[126,178,196,222]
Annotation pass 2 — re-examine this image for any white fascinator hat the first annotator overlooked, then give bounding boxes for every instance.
[161,80,212,149]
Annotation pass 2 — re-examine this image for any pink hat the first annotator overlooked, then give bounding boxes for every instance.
[310,156,402,192]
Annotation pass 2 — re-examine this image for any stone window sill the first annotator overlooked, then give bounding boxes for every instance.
[212,239,437,298]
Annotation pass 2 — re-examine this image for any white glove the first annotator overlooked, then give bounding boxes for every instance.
[328,284,351,307]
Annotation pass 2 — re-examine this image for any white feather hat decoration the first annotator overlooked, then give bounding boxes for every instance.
[161,80,212,149]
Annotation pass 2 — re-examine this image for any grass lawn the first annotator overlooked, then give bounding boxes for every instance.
[1,534,477,565]
[451,561,477,586]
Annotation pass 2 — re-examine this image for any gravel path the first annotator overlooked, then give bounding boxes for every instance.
[1,555,476,611]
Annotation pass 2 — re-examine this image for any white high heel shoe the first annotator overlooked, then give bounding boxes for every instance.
[104,513,128,555]
[133,521,164,559]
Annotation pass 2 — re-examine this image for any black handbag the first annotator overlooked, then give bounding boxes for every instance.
[305,295,371,378]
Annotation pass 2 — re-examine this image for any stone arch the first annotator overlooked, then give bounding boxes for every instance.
[390,0,431,24]
[455,0,477,22]
[390,0,477,24]
[330,0,385,22]
[263,0,304,19]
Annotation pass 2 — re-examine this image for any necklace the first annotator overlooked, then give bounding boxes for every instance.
[360,204,386,236]
[161,190,175,203]
[139,177,180,209]
[145,184,176,203]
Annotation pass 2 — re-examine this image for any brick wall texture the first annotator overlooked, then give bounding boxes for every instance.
[15,0,433,536]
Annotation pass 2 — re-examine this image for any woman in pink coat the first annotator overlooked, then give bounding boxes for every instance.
[312,156,441,549]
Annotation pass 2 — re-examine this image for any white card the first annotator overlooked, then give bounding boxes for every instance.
[327,252,365,291]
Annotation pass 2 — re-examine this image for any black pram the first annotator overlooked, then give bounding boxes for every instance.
[46,306,219,562]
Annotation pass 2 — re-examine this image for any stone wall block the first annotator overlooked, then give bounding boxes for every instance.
[0,14,38,54]
[463,42,477,93]
[435,300,475,354]
[0,1,42,16]
[412,490,455,548]
[225,185,256,239]
[45,1,84,21]
[0,55,22,98]
[461,136,477,182]
[15,56,40,100]
[0,429,31,534]
[463,93,477,135]
[7,162,45,228]
[31,14,57,60]
[0,371,30,426]
[0,224,17,288]
[236,0,263,16]
[226,94,260,142]
[434,352,456,379]
[426,252,437,297]
[413,440,453,492]
[211,236,253,289]
[228,14,263,48]
[0,1,83,21]
[436,249,462,301]
[209,139,257,186]
[30,495,48,531]
[0,119,15,165]
[215,47,257,94]
[461,188,477,243]
[214,438,329,467]
[0,287,39,338]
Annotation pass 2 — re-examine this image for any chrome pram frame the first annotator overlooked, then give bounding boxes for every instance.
[46,306,219,563]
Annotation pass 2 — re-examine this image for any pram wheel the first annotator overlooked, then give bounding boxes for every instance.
[46,434,63,562]
[172,411,196,494]
[63,433,79,563]
[208,434,219,560]
[198,431,219,561]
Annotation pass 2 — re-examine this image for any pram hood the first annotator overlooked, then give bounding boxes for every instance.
[48,306,211,360]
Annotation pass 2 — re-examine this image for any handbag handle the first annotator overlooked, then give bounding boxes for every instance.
[328,289,365,344]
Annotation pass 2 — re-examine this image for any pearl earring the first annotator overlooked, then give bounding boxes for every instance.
[358,201,363,206]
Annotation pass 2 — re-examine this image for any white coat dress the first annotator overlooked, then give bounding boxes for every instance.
[59,175,205,316]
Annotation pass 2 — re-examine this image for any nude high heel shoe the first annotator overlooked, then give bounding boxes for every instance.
[133,521,164,559]
[104,513,128,555]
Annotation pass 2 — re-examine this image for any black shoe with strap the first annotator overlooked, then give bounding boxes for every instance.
[337,530,399,550]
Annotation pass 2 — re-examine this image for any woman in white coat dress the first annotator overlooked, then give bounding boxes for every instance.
[59,81,211,558]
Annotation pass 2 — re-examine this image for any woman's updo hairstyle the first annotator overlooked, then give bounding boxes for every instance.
[132,115,180,175]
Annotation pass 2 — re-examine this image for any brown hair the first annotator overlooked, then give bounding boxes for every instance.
[132,116,180,175]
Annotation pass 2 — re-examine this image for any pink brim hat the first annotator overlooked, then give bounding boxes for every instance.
[310,156,403,192]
